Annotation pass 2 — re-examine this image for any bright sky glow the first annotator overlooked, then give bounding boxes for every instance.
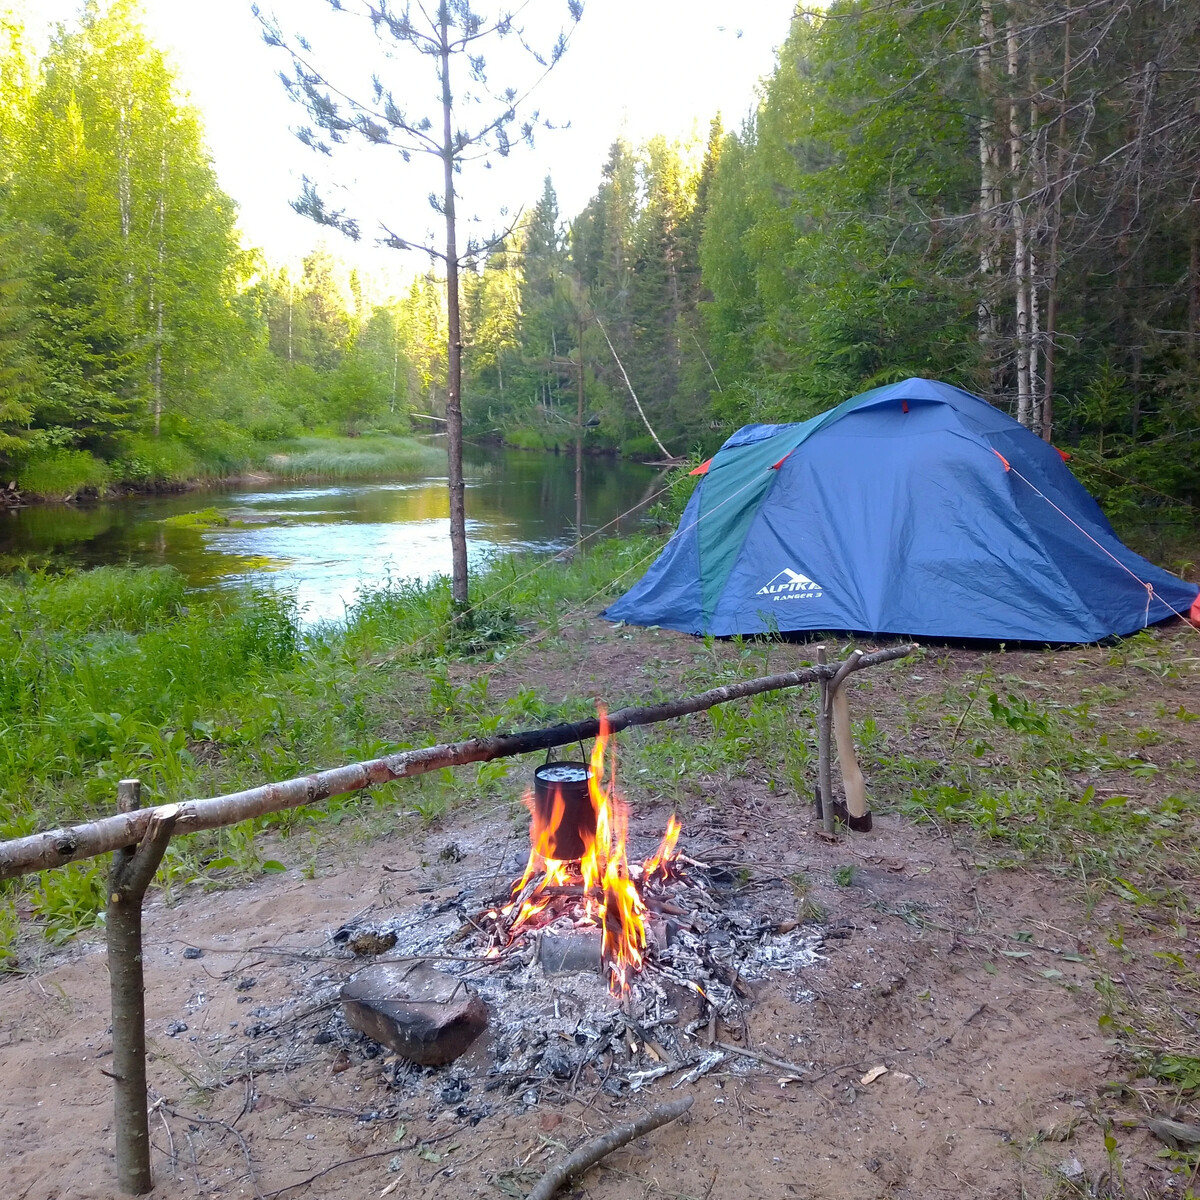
[24,1,795,296]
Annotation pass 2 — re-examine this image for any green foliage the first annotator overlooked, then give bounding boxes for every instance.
[31,862,108,943]
[15,448,112,499]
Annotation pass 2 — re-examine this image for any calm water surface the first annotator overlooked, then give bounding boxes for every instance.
[0,444,661,622]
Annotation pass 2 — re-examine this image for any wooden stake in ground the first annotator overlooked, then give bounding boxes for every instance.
[830,649,872,832]
[815,646,836,835]
[527,1095,694,1200]
[107,780,178,1195]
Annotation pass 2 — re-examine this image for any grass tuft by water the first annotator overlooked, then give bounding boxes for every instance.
[265,435,444,481]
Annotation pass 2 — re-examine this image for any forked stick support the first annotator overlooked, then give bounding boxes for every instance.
[815,647,872,834]
[107,780,178,1195]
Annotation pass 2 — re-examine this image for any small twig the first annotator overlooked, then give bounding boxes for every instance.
[159,1101,263,1200]
[527,1095,694,1200]
[152,1100,177,1177]
[713,1041,813,1078]
[949,670,988,750]
[262,1147,406,1199]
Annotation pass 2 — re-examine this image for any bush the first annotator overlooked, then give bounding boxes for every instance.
[16,449,111,499]
[111,435,200,486]
[620,434,661,460]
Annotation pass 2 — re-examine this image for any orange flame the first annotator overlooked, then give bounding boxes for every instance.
[643,814,682,881]
[581,707,649,993]
[501,707,682,995]
[504,790,571,933]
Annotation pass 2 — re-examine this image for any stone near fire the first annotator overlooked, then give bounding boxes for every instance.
[538,930,602,976]
[341,962,488,1066]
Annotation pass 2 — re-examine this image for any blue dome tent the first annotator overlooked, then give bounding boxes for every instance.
[604,379,1200,643]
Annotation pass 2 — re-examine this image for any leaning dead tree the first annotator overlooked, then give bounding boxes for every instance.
[0,642,916,1193]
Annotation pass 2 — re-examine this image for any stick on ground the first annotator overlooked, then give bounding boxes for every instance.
[527,1094,694,1200]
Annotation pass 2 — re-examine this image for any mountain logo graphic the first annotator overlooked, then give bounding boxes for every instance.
[756,568,824,599]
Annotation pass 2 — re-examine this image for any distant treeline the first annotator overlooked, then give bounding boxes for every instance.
[3,1,1199,516]
[455,0,1200,517]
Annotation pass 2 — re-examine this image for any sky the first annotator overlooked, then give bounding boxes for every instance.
[25,0,796,296]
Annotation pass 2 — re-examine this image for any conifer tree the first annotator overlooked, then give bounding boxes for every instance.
[257,0,583,606]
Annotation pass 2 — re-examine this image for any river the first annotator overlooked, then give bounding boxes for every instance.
[0,444,662,622]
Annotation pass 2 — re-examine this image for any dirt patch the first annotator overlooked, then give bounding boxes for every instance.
[3,616,1200,1199]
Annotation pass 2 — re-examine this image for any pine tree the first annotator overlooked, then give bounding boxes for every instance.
[257,0,582,606]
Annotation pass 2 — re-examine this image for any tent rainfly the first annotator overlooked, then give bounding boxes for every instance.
[604,378,1200,643]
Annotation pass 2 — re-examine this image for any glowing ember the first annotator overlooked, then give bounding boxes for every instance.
[502,706,684,994]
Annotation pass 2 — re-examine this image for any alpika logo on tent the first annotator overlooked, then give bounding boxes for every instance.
[756,568,824,601]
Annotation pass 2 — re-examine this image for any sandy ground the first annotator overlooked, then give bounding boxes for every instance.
[2,620,1197,1200]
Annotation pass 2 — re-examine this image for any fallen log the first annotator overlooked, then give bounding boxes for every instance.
[0,642,917,881]
[527,1094,694,1200]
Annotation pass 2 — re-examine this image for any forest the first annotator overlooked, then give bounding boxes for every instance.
[1,0,1198,522]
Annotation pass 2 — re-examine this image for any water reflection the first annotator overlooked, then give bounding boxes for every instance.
[0,444,661,622]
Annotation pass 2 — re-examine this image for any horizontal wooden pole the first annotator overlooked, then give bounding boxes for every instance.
[0,643,917,882]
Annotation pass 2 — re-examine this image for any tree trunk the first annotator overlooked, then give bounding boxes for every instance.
[440,13,468,606]
[576,303,584,549]
[977,0,1002,368]
[1190,219,1199,366]
[152,147,166,439]
[1008,20,1032,427]
[1041,20,1070,442]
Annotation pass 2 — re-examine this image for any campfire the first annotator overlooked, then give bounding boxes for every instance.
[486,710,685,994]
[303,707,829,1105]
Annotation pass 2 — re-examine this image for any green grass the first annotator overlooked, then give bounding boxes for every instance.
[16,449,112,500]
[265,435,444,481]
[0,538,662,960]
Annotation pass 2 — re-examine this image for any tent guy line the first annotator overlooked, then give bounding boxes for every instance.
[1005,463,1196,634]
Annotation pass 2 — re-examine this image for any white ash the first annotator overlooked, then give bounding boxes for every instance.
[226,848,829,1119]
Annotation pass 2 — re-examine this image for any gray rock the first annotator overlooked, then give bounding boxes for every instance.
[341,961,488,1067]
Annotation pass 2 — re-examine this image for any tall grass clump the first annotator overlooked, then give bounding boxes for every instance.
[266,435,444,481]
[0,565,186,634]
[0,567,302,837]
[15,449,112,499]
